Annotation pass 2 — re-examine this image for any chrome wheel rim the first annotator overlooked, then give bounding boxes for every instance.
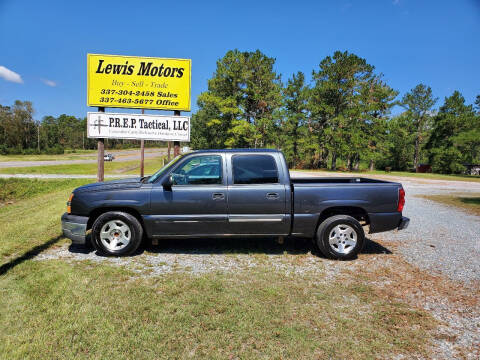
[328,224,357,254]
[100,220,131,251]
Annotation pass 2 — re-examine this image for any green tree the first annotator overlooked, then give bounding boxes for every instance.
[0,101,36,151]
[310,51,395,170]
[280,72,309,168]
[401,84,437,170]
[383,113,416,170]
[426,91,479,173]
[310,51,371,170]
[352,76,398,171]
[191,49,282,149]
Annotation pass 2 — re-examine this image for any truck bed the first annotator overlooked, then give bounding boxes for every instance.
[291,177,393,184]
[290,177,403,237]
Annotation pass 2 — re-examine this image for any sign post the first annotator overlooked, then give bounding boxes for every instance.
[140,109,145,177]
[173,110,181,157]
[97,107,105,182]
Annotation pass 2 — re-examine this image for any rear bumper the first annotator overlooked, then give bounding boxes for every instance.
[398,216,410,230]
[368,212,410,234]
[61,213,88,244]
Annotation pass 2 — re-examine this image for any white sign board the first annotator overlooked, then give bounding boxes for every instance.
[87,112,190,141]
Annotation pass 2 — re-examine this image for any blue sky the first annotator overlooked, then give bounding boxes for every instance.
[0,0,479,120]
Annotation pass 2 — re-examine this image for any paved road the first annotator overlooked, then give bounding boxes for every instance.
[0,148,166,168]
[0,174,139,179]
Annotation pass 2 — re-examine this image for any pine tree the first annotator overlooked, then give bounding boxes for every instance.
[426,91,479,173]
[191,49,282,149]
[401,84,437,170]
[281,72,309,168]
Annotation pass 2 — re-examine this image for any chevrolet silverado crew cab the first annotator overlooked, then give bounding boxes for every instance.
[61,149,409,260]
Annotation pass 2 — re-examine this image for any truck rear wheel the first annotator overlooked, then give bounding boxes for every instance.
[91,211,143,256]
[316,215,365,260]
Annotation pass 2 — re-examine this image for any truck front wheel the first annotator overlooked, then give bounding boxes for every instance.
[91,211,143,256]
[316,215,365,260]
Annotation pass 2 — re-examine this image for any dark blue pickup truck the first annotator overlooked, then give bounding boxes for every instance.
[61,149,408,259]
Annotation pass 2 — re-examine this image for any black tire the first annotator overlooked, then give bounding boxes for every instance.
[91,211,143,256]
[315,215,365,260]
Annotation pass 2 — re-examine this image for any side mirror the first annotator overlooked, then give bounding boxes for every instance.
[162,175,173,190]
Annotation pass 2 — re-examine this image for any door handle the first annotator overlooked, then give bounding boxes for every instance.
[212,193,225,200]
[266,192,279,200]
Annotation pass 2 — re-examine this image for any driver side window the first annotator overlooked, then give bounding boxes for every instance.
[171,155,222,185]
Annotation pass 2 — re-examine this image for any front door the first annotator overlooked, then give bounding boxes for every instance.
[227,154,289,235]
[149,154,228,236]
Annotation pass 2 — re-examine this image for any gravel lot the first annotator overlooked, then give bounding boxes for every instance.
[369,177,480,284]
[292,172,480,285]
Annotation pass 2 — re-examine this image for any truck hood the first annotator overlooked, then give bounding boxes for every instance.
[74,177,144,193]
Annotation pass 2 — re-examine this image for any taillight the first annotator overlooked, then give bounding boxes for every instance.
[397,188,405,212]
[67,193,74,214]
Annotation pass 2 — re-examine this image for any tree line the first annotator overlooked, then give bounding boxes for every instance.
[0,102,164,155]
[191,49,480,173]
[1,49,479,174]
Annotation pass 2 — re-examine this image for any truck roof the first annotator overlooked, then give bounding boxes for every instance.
[192,148,280,154]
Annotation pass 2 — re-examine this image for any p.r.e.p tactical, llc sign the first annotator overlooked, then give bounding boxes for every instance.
[87,112,190,142]
[87,54,191,111]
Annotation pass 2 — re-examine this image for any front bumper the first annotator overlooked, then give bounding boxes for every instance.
[61,213,88,244]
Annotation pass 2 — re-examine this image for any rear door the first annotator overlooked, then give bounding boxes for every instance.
[226,153,289,235]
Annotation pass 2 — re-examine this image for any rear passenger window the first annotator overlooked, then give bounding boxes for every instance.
[232,155,279,184]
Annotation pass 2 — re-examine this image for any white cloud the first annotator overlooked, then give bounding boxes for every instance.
[41,78,57,87]
[0,66,23,83]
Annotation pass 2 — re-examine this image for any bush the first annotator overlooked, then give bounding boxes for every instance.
[22,148,40,155]
[0,144,8,155]
[430,147,464,174]
[44,145,64,155]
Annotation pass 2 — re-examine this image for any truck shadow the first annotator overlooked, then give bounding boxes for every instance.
[139,237,392,257]
[67,237,392,259]
[0,235,63,276]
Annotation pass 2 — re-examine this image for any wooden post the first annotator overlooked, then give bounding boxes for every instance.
[140,109,145,177]
[97,107,105,182]
[37,123,40,152]
[167,141,171,161]
[173,110,180,157]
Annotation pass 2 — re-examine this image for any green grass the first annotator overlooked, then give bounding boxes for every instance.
[0,156,167,176]
[0,150,97,162]
[0,260,435,359]
[292,168,480,183]
[0,178,90,204]
[417,194,480,217]
[0,178,438,359]
[0,179,91,262]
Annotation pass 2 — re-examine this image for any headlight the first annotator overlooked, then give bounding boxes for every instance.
[67,193,74,214]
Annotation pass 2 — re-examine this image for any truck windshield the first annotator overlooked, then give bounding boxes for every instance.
[147,155,184,183]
